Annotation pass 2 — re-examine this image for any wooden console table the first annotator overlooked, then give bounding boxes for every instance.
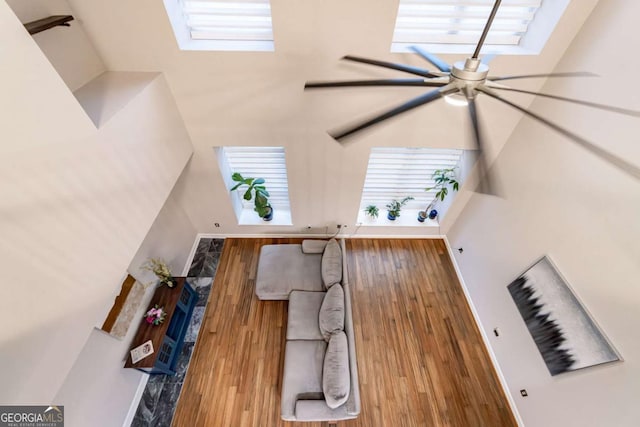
[124,277,196,375]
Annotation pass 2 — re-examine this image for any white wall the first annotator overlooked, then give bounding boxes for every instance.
[6,0,106,91]
[65,0,599,238]
[54,182,197,427]
[0,1,193,403]
[447,1,640,425]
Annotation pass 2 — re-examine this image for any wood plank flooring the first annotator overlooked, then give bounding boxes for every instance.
[172,238,516,427]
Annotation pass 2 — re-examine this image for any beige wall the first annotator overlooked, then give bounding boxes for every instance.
[447,1,640,425]
[6,0,106,91]
[54,181,197,427]
[66,0,599,238]
[0,1,193,403]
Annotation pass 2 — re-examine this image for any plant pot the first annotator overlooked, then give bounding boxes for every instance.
[261,206,274,221]
[387,212,397,221]
[417,211,427,222]
[160,277,176,288]
[428,209,438,220]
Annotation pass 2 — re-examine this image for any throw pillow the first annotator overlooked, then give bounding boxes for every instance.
[323,331,350,409]
[321,238,342,288]
[319,284,345,341]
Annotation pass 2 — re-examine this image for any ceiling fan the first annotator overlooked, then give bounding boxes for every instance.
[305,0,640,194]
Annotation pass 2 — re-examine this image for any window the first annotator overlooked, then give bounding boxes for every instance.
[216,146,291,225]
[391,0,570,55]
[358,147,463,225]
[163,0,274,51]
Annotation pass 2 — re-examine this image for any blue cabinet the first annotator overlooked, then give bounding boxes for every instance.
[125,277,196,375]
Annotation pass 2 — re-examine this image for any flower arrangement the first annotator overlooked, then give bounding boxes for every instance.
[145,305,167,326]
[142,258,175,288]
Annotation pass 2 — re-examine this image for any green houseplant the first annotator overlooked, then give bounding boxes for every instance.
[386,196,414,220]
[418,168,459,222]
[364,205,379,219]
[230,172,273,221]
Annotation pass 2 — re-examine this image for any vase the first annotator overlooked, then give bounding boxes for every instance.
[428,209,438,220]
[387,212,397,221]
[417,211,427,222]
[161,277,176,288]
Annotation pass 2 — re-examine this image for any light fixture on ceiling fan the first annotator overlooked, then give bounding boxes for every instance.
[305,0,640,194]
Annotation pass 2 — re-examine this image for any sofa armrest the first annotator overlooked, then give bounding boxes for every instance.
[294,400,356,422]
[301,240,328,254]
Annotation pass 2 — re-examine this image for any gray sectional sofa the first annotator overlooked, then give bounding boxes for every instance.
[255,238,361,422]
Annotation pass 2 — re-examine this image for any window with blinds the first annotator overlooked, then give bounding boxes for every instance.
[360,147,463,212]
[163,0,274,51]
[391,0,551,54]
[219,146,290,211]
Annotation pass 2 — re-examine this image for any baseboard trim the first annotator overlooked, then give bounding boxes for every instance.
[181,233,203,277]
[193,233,446,239]
[443,236,524,427]
[122,373,149,427]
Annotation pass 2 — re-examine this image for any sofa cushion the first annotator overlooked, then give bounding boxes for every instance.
[323,331,350,409]
[319,285,344,341]
[281,340,327,421]
[256,244,324,300]
[321,239,342,288]
[302,239,329,254]
[287,291,325,341]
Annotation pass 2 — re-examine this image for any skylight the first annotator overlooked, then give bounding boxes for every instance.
[391,0,570,55]
[163,0,274,51]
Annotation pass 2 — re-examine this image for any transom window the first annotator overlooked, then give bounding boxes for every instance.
[391,0,569,55]
[163,0,274,51]
[215,146,291,225]
[358,147,463,224]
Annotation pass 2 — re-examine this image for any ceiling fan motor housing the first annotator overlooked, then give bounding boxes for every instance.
[451,58,489,96]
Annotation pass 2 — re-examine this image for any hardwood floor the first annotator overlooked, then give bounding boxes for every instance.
[172,238,516,427]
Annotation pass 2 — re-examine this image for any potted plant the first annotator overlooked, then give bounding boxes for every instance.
[386,196,414,221]
[230,172,273,221]
[364,205,379,219]
[145,305,167,326]
[418,168,459,222]
[142,258,176,288]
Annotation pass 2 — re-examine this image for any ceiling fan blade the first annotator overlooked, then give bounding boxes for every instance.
[489,86,640,117]
[305,78,447,89]
[472,0,502,59]
[477,85,640,180]
[466,93,500,196]
[342,55,439,78]
[489,72,597,82]
[331,84,458,141]
[409,46,451,73]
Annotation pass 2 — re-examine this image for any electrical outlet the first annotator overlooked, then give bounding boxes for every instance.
[214,223,220,228]
[337,224,342,229]
[520,389,528,397]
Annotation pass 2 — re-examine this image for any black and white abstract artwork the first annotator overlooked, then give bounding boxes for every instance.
[508,256,620,376]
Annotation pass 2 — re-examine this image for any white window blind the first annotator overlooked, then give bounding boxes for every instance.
[392,0,542,47]
[360,147,463,211]
[221,146,290,210]
[164,0,274,51]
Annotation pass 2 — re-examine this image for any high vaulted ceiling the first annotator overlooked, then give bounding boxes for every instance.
[64,0,599,152]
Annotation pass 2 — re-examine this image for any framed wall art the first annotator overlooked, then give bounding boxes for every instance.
[508,256,621,376]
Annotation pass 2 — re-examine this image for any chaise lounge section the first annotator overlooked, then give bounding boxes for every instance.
[255,238,360,422]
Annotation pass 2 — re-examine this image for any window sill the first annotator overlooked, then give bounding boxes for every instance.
[238,208,292,226]
[357,209,440,227]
